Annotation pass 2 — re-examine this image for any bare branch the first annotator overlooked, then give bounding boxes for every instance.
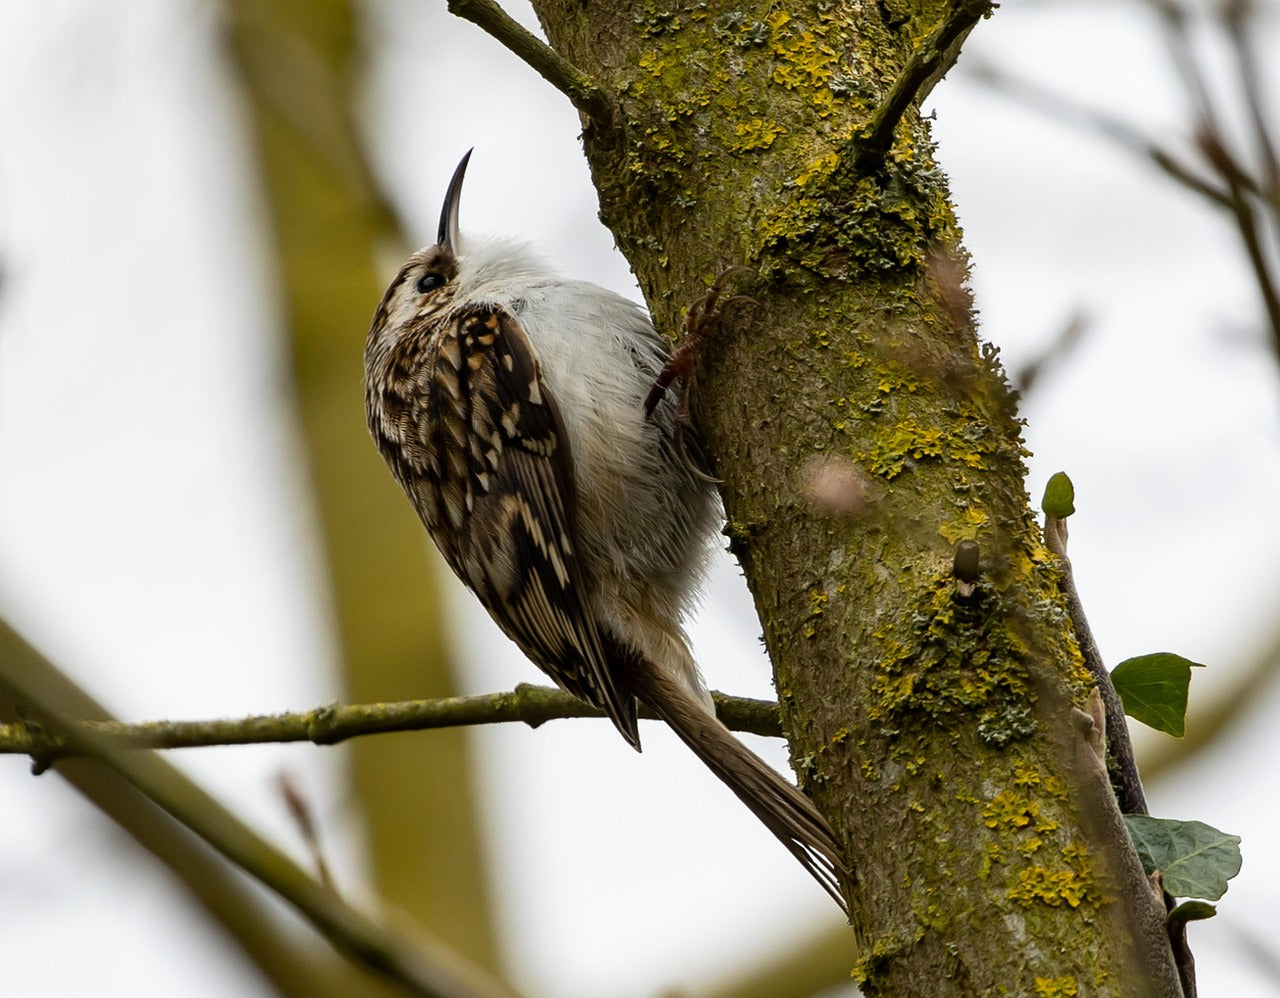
[1153,0,1280,355]
[1014,310,1091,397]
[0,684,785,762]
[1200,129,1280,353]
[445,0,613,124]
[967,61,1233,208]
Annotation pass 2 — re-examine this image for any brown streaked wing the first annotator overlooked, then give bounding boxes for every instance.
[422,304,640,748]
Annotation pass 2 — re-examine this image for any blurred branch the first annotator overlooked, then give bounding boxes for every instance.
[1013,309,1090,396]
[0,616,519,998]
[967,60,1232,207]
[1222,915,1280,987]
[445,0,613,123]
[1155,0,1280,355]
[700,922,852,998]
[223,0,502,969]
[972,0,1280,357]
[1223,0,1280,209]
[1143,612,1280,784]
[0,684,786,761]
[0,638,387,997]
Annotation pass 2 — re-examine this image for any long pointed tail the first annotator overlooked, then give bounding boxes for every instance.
[615,644,851,915]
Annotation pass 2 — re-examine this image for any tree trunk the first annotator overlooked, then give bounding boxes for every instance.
[529,1,1182,993]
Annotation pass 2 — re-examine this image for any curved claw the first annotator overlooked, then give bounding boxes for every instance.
[676,434,722,484]
[720,294,760,315]
[645,268,757,480]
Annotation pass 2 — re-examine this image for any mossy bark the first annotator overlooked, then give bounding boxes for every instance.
[529,1,1181,994]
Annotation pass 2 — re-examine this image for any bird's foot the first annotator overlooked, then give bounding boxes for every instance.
[644,268,756,481]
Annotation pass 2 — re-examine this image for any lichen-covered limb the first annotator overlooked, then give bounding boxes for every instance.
[0,684,785,762]
[853,0,994,168]
[446,0,613,123]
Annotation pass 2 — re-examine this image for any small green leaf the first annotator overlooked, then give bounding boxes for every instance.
[1111,652,1205,736]
[1041,472,1075,517]
[1168,900,1217,925]
[1125,815,1242,901]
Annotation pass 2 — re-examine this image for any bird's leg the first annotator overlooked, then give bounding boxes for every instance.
[644,268,756,480]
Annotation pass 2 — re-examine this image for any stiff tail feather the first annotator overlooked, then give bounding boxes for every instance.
[615,645,851,915]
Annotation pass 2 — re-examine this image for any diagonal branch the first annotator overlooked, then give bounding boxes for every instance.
[0,684,786,762]
[976,2,1280,361]
[445,0,613,124]
[852,0,992,170]
[1043,512,1148,817]
[968,61,1233,208]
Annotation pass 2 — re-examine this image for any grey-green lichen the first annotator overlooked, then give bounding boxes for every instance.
[603,1,955,286]
[756,138,962,282]
[868,571,1039,747]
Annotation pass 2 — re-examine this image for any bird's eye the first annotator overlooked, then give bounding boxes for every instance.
[415,272,445,294]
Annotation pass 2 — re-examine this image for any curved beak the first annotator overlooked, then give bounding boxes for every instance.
[437,149,473,253]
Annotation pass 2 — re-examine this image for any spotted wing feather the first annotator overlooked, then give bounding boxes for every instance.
[377,305,640,748]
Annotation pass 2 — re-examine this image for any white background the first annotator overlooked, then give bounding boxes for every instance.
[1,1,1278,995]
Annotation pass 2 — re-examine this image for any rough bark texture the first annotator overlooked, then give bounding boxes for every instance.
[527,1,1182,994]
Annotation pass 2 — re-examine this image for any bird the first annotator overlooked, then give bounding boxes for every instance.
[363,150,849,913]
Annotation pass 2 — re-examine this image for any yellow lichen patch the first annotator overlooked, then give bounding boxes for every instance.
[870,573,1038,746]
[982,789,1039,830]
[1008,866,1093,908]
[730,117,785,152]
[795,150,841,187]
[766,8,843,118]
[867,419,945,479]
[938,506,988,544]
[864,410,1002,482]
[1033,977,1079,997]
[1017,836,1045,857]
[804,587,830,638]
[1012,762,1041,788]
[637,50,666,78]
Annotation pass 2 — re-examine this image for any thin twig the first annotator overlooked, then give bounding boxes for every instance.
[1223,0,1280,203]
[1201,130,1280,354]
[852,0,993,169]
[1155,0,1280,358]
[1042,514,1149,817]
[278,771,335,890]
[1014,310,1091,397]
[0,685,785,761]
[446,0,613,124]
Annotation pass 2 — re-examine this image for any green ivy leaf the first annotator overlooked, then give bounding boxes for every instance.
[1125,815,1242,901]
[1168,900,1217,925]
[1041,471,1075,517]
[1111,652,1205,736]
